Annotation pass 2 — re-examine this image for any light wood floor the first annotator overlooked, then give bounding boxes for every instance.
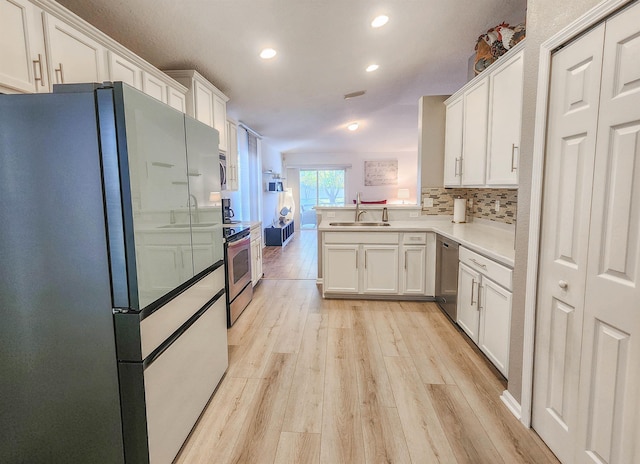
[176,231,558,464]
[261,229,318,280]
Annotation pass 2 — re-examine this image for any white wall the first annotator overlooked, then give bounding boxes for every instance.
[282,151,418,204]
[261,140,283,228]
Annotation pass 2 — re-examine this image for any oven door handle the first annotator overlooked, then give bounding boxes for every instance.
[227,236,250,248]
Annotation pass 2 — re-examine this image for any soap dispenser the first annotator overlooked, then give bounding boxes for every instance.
[382,207,389,222]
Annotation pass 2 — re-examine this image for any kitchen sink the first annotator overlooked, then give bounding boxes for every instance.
[159,222,217,229]
[329,222,391,227]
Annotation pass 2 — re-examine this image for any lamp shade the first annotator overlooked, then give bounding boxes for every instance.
[209,191,221,204]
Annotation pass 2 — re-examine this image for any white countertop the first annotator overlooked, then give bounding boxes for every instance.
[319,217,515,267]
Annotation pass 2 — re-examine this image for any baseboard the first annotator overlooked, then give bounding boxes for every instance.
[501,390,522,421]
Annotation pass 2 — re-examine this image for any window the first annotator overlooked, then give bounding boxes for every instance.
[299,169,345,228]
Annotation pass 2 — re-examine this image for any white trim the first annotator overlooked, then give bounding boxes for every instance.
[520,0,633,429]
[501,389,522,420]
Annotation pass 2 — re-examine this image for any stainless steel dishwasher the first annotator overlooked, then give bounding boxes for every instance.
[435,235,459,322]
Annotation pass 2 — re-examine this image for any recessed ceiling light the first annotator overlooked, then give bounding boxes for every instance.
[371,15,389,28]
[347,122,359,131]
[259,48,277,59]
[366,64,379,72]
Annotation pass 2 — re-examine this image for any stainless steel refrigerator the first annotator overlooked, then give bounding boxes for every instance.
[0,82,228,463]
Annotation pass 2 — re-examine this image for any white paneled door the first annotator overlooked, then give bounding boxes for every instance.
[532,23,605,464]
[576,4,640,463]
[533,3,640,463]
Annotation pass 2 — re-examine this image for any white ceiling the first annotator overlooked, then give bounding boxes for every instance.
[56,0,526,154]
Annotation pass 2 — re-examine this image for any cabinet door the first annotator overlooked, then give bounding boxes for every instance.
[193,79,214,127]
[402,246,426,294]
[0,0,48,93]
[486,51,524,186]
[424,232,436,296]
[250,237,263,286]
[142,72,167,103]
[43,13,106,85]
[457,262,481,343]
[226,120,239,190]
[107,50,141,90]
[461,79,489,186]
[362,245,399,294]
[214,95,228,152]
[478,278,512,377]
[444,96,463,186]
[324,244,359,293]
[167,85,186,113]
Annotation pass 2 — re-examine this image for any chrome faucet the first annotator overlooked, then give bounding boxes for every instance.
[188,194,199,223]
[355,192,367,221]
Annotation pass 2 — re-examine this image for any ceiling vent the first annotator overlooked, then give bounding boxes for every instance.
[344,90,366,100]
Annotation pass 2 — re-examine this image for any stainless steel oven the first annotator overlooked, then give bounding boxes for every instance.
[224,228,253,326]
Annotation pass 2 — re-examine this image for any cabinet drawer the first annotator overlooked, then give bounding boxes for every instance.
[324,232,399,244]
[459,246,512,290]
[402,232,426,244]
[140,267,225,358]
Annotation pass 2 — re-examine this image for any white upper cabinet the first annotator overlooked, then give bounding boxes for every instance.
[213,95,228,153]
[142,72,167,103]
[108,50,142,90]
[0,0,49,93]
[486,50,524,186]
[43,13,106,85]
[444,42,525,188]
[165,70,229,152]
[443,96,463,186]
[461,79,489,186]
[167,85,186,112]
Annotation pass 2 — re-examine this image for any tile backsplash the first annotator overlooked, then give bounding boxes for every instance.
[421,187,517,224]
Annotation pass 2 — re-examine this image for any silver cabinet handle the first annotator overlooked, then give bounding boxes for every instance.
[33,54,45,87]
[511,144,518,172]
[404,251,408,270]
[364,250,367,269]
[478,284,483,311]
[469,258,487,269]
[355,250,358,269]
[55,63,64,83]
[455,157,462,177]
[471,278,476,305]
[558,280,568,289]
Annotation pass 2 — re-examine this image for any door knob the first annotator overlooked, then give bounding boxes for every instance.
[558,280,568,289]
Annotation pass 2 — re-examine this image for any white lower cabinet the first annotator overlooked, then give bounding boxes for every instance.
[456,247,512,377]
[250,223,263,286]
[401,246,426,294]
[362,245,399,294]
[457,262,481,343]
[478,277,512,375]
[323,244,360,294]
[323,231,437,298]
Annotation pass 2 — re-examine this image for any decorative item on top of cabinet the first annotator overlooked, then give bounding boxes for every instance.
[444,41,524,188]
[164,70,229,152]
[0,0,49,93]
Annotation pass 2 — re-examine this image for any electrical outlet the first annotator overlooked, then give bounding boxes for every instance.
[423,197,434,207]
[327,211,336,218]
[495,200,500,212]
[410,211,419,218]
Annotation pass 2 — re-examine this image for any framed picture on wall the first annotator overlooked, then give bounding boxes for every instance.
[364,159,398,186]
